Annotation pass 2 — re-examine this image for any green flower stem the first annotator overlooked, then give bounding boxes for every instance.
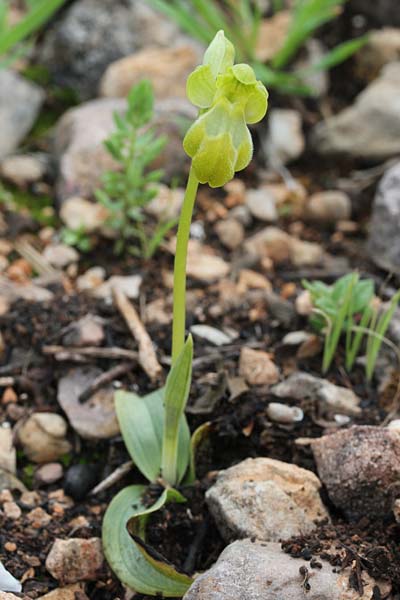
[171,166,199,364]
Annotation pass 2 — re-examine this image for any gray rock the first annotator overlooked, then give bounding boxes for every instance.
[355,28,400,82]
[0,153,47,187]
[311,425,400,518]
[0,70,44,160]
[367,161,400,274]
[245,187,278,222]
[206,457,328,542]
[307,190,351,223]
[264,109,305,166]
[37,0,183,99]
[45,538,103,583]
[183,539,375,600]
[312,62,400,159]
[271,372,361,417]
[54,97,195,200]
[62,314,104,347]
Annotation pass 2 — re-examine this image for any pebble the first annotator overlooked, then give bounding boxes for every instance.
[244,226,323,266]
[145,184,184,221]
[239,347,280,386]
[185,241,230,282]
[17,413,72,463]
[26,506,52,528]
[264,109,305,166]
[214,218,244,250]
[35,463,64,485]
[0,154,46,187]
[76,266,106,292]
[62,314,105,347]
[266,402,304,424]
[92,274,142,300]
[311,425,400,518]
[206,457,328,542]
[355,28,400,82]
[271,372,361,417]
[3,502,21,520]
[60,197,109,232]
[42,243,79,269]
[20,491,41,508]
[38,584,89,600]
[245,187,278,222]
[295,289,314,315]
[0,69,44,160]
[64,464,100,501]
[183,539,383,600]
[307,190,351,223]
[45,538,104,583]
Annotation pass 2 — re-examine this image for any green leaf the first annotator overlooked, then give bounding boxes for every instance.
[186,421,211,484]
[102,485,192,597]
[127,79,154,128]
[306,35,369,72]
[162,335,193,486]
[115,387,191,484]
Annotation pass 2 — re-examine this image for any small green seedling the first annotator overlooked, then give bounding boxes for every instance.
[102,30,268,597]
[303,273,400,379]
[96,79,177,258]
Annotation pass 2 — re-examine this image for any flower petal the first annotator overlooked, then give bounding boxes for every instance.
[186,65,216,109]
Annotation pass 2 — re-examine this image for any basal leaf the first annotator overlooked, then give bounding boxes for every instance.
[102,485,192,597]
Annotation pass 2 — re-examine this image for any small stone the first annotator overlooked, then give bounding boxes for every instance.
[244,226,323,266]
[0,490,13,503]
[62,315,104,347]
[311,425,400,518]
[4,542,16,552]
[3,501,21,520]
[0,154,46,187]
[45,538,104,583]
[64,464,100,501]
[214,219,244,250]
[60,197,109,232]
[236,269,272,294]
[145,184,184,221]
[185,241,230,282]
[190,325,235,347]
[307,190,351,223]
[76,266,106,292]
[35,463,63,485]
[245,187,278,222]
[271,372,361,417]
[92,274,142,300]
[255,11,291,62]
[0,70,44,160]
[100,45,199,100]
[265,109,305,166]
[26,506,52,528]
[0,425,16,474]
[267,402,304,424]
[295,289,313,315]
[206,457,328,543]
[38,583,88,600]
[355,28,400,82]
[43,244,79,269]
[239,347,280,386]
[20,491,41,508]
[18,413,71,463]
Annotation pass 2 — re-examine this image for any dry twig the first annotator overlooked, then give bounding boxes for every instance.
[42,345,138,362]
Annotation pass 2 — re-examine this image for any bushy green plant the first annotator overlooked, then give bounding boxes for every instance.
[0,0,66,67]
[146,0,367,95]
[303,273,400,379]
[95,79,177,258]
[102,30,268,597]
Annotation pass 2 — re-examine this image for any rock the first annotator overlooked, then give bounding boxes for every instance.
[64,464,100,501]
[17,413,71,463]
[42,244,79,269]
[0,276,54,303]
[26,506,52,528]
[266,402,304,424]
[190,325,235,346]
[100,45,200,100]
[312,62,400,159]
[145,184,184,221]
[38,0,184,99]
[0,561,21,593]
[57,367,119,440]
[239,347,280,386]
[38,583,88,600]
[295,289,313,315]
[60,197,109,232]
[183,539,381,600]
[214,219,244,250]
[271,372,361,417]
[0,154,47,187]
[245,187,278,222]
[355,29,400,82]
[45,538,103,583]
[76,267,106,292]
[236,269,272,294]
[54,97,196,200]
[311,425,400,518]
[92,274,142,300]
[0,70,44,160]
[255,11,291,62]
[3,502,21,520]
[264,109,305,166]
[367,161,400,274]
[307,190,351,223]
[20,491,40,508]
[185,241,230,282]
[244,226,323,266]
[35,463,63,485]
[294,39,329,97]
[206,457,328,542]
[0,425,15,474]
[62,315,104,347]
[0,469,26,494]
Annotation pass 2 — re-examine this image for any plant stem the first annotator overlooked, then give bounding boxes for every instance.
[171,166,199,363]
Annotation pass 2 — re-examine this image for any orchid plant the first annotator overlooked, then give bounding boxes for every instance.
[102,30,268,597]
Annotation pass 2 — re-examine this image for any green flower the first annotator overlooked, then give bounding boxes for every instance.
[184,30,268,188]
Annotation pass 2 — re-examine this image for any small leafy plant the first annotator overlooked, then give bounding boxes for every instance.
[146,0,367,95]
[303,273,400,379]
[0,0,66,67]
[95,79,177,258]
[102,30,268,597]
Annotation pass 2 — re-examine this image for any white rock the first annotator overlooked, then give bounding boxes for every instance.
[267,402,304,424]
[145,184,184,221]
[62,315,104,347]
[60,197,109,232]
[0,425,15,474]
[43,243,79,268]
[244,226,323,266]
[185,242,230,282]
[92,274,142,300]
[190,325,236,346]
[18,413,71,463]
[3,502,21,520]
[295,289,314,315]
[239,347,280,386]
[0,154,46,187]
[206,457,328,542]
[214,218,244,249]
[245,187,278,222]
[76,266,106,292]
[265,109,305,166]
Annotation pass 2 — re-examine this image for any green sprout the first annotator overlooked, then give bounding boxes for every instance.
[102,30,268,597]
